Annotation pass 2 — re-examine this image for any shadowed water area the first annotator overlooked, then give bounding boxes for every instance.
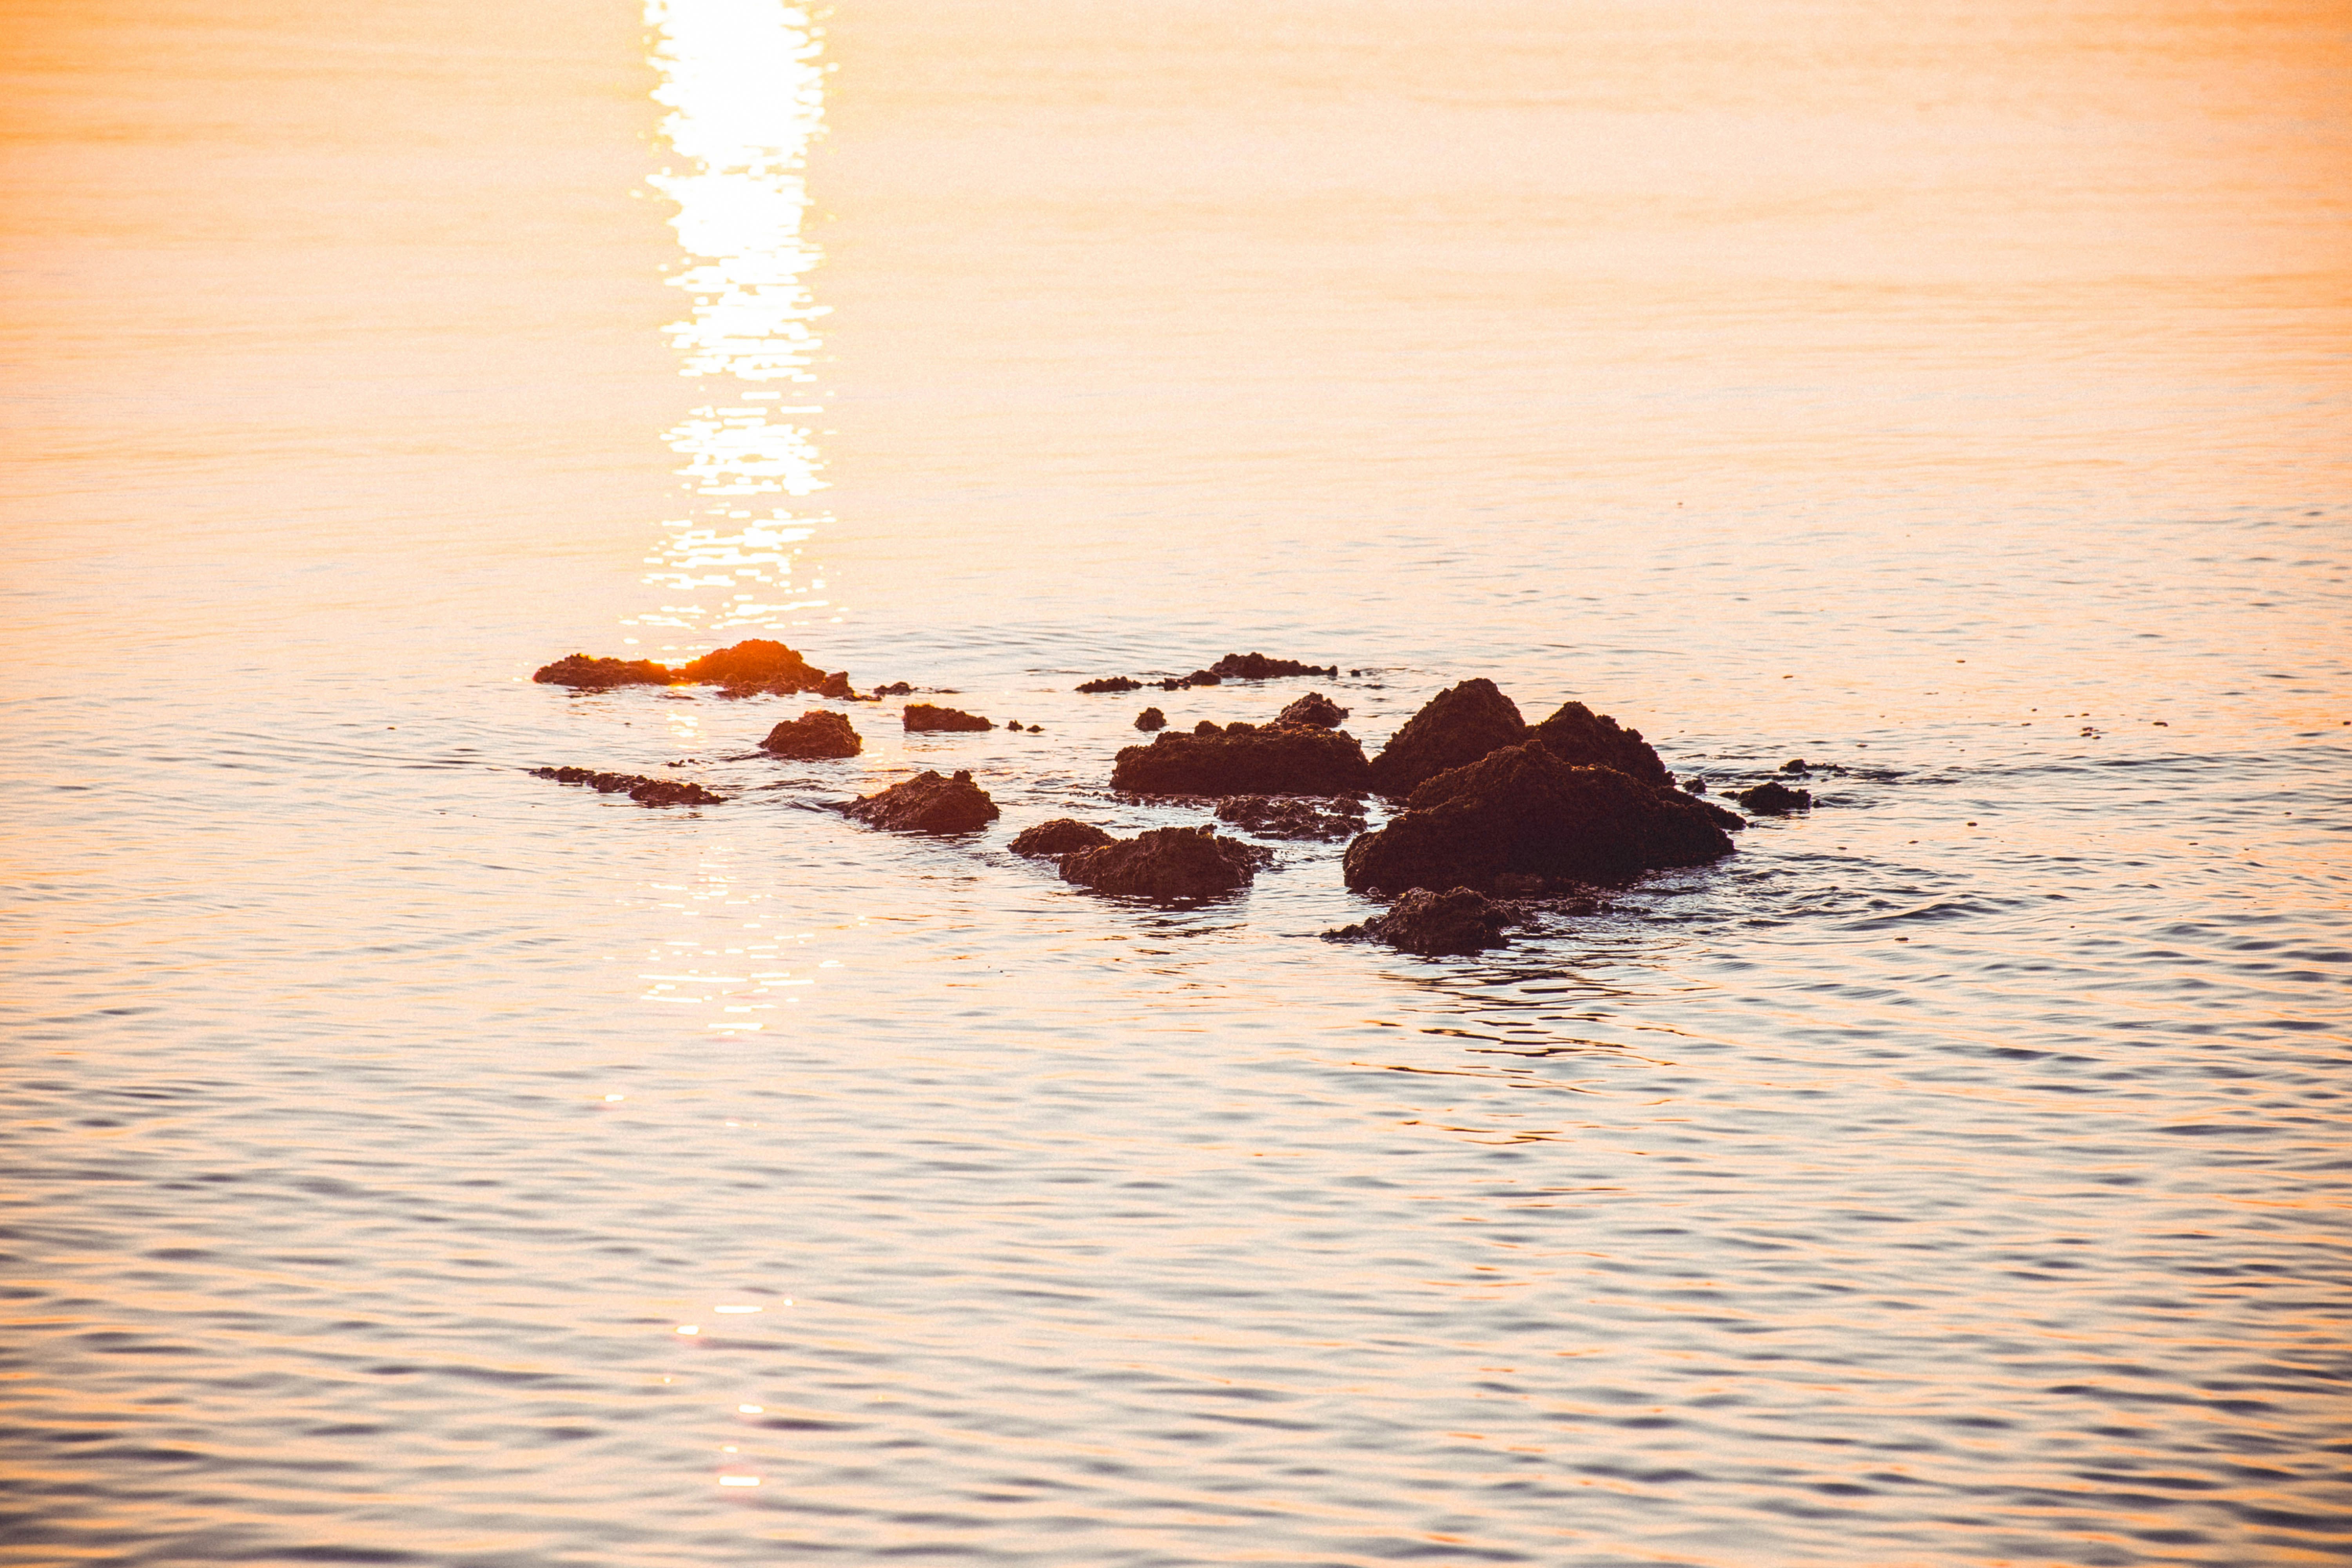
[4,0,2348,1563]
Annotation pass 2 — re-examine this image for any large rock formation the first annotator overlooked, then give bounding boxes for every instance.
[1365,678,1528,797]
[529,766,724,807]
[1111,722,1371,797]
[532,654,673,690]
[903,703,994,733]
[760,710,862,760]
[843,769,999,833]
[1342,742,1735,893]
[1059,826,1272,900]
[1527,700,1669,788]
[1009,818,1117,858]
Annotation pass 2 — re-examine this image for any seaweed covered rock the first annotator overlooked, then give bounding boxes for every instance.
[1059,826,1271,901]
[844,769,999,834]
[1111,724,1371,797]
[1077,675,1142,693]
[1134,706,1167,731]
[903,703,994,733]
[1366,678,1528,797]
[1527,701,1669,788]
[1342,742,1734,894]
[1276,691,1349,729]
[759,710,862,760]
[530,766,724,807]
[1010,818,1116,858]
[1214,794,1367,841]
[1735,780,1813,815]
[1360,887,1516,956]
[1211,652,1339,681]
[533,653,674,690]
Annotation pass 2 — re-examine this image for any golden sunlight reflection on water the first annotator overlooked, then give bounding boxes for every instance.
[626,0,833,653]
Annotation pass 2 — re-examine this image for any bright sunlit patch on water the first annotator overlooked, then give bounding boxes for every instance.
[627,0,830,652]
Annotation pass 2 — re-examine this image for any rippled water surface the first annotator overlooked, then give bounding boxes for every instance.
[5,1,2349,1564]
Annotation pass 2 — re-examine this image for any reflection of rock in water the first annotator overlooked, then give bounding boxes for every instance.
[1059,826,1272,901]
[844,769,999,833]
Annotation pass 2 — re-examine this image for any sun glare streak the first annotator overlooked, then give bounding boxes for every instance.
[627,0,830,649]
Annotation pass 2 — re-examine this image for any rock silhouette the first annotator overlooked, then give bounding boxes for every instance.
[529,766,724,807]
[1059,825,1272,900]
[1366,678,1528,797]
[1010,818,1117,858]
[759,710,862,760]
[1111,724,1372,797]
[1343,742,1735,894]
[844,769,999,833]
[903,703,994,733]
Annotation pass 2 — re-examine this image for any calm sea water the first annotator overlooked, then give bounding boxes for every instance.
[5,1,2348,1564]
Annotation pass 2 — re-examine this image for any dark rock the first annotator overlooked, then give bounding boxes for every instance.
[1059,825,1271,901]
[675,638,830,693]
[759,710,862,760]
[903,703,993,732]
[818,671,854,700]
[1158,670,1222,690]
[1193,720,1222,735]
[1215,794,1368,841]
[1277,691,1349,728]
[1365,886,1516,956]
[1366,678,1528,797]
[1679,791,1747,832]
[533,653,674,690]
[1683,775,1707,794]
[1782,758,1811,774]
[1134,707,1167,731]
[844,768,999,833]
[1210,652,1339,681]
[1342,742,1735,894]
[1736,780,1812,815]
[1527,701,1670,788]
[1009,818,1117,858]
[1111,724,1372,797]
[873,681,914,697]
[1077,675,1142,693]
[530,766,724,807]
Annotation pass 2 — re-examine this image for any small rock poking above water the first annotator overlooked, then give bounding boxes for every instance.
[1111,723,1372,797]
[1343,742,1735,894]
[1159,669,1222,690]
[529,766,725,807]
[1010,818,1118,858]
[1214,794,1368,841]
[903,703,994,733]
[844,769,1000,834]
[1076,675,1143,693]
[1366,678,1528,797]
[1211,652,1339,681]
[1330,886,1517,956]
[1736,780,1813,815]
[872,681,914,697]
[531,654,673,691]
[1059,825,1272,901]
[1277,691,1349,729]
[760,710,862,760]
[1134,706,1167,731]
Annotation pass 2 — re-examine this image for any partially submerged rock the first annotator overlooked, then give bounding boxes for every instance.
[1158,669,1222,690]
[1736,780,1813,815]
[1010,818,1118,858]
[1215,794,1367,841]
[844,769,998,833]
[1528,700,1669,788]
[530,766,724,807]
[1276,691,1349,729]
[1366,678,1528,797]
[1134,706,1167,731]
[1059,825,1271,901]
[760,710,862,760]
[1111,724,1372,797]
[1076,675,1142,693]
[533,654,673,690]
[903,703,994,733]
[1344,886,1517,956]
[1211,652,1339,681]
[872,681,914,697]
[1342,742,1735,894]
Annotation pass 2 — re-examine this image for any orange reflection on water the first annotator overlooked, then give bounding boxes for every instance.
[625,0,833,654]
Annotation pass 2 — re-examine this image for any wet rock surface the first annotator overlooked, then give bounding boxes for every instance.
[1214,794,1368,841]
[1343,742,1735,893]
[1059,825,1272,901]
[759,710,862,760]
[1010,818,1117,858]
[1528,700,1670,788]
[1276,691,1349,729]
[529,766,725,807]
[1365,678,1529,797]
[844,769,1000,834]
[1111,724,1372,797]
[1211,652,1339,681]
[532,654,674,690]
[903,703,994,733]
[1335,886,1517,956]
[1134,706,1167,731]
[1736,780,1813,815]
